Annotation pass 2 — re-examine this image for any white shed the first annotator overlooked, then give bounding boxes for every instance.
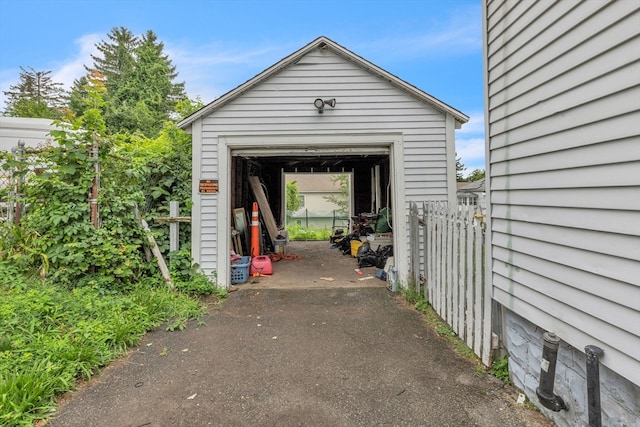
[178,36,468,288]
[0,116,57,151]
[483,1,640,425]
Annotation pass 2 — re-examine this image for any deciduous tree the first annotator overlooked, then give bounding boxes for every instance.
[465,169,485,182]
[323,174,349,215]
[286,181,303,212]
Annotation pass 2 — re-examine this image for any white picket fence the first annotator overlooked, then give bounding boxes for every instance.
[409,201,492,366]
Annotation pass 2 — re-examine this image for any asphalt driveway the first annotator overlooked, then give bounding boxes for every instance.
[48,287,553,427]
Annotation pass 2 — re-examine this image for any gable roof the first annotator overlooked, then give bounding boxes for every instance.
[178,36,469,128]
[457,178,485,193]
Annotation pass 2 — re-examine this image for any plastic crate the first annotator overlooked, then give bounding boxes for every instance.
[231,256,251,284]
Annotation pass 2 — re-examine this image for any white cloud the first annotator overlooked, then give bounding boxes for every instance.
[455,111,486,172]
[456,111,485,135]
[455,137,486,173]
[0,34,101,111]
[51,33,101,89]
[166,41,290,102]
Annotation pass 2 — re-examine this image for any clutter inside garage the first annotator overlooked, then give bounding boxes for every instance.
[228,152,394,287]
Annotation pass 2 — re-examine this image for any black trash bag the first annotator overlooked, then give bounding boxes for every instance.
[329,228,345,243]
[357,242,394,269]
[358,251,378,268]
[357,242,378,268]
[337,232,363,255]
[339,237,351,254]
[374,244,394,268]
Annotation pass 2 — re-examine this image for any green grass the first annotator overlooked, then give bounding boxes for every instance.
[286,223,332,241]
[0,261,215,426]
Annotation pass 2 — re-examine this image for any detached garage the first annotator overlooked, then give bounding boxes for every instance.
[178,36,468,288]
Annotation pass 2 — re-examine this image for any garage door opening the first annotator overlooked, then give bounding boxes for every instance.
[284,172,351,240]
[229,149,394,287]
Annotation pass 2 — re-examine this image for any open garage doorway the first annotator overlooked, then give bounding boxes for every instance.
[225,137,398,288]
[284,172,352,241]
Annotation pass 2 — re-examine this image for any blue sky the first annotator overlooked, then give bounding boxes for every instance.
[0,0,485,174]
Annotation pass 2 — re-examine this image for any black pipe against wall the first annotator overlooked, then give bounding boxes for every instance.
[536,332,567,412]
[585,345,604,427]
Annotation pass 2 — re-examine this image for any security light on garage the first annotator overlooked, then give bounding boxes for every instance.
[314,98,336,113]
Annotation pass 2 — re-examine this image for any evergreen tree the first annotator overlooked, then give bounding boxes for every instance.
[127,30,186,135]
[68,70,108,121]
[2,67,66,118]
[90,26,139,95]
[456,154,466,182]
[89,27,139,133]
[68,75,89,118]
[89,27,185,137]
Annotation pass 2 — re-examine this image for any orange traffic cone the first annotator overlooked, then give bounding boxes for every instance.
[250,202,260,257]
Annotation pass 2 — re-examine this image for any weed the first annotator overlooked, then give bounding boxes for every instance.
[402,288,422,305]
[436,323,455,337]
[166,318,186,331]
[490,356,511,384]
[170,249,227,298]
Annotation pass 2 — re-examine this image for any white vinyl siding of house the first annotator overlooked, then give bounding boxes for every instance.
[485,0,640,386]
[195,47,456,275]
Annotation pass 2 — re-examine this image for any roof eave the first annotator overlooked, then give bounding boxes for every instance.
[178,37,329,129]
[178,36,469,128]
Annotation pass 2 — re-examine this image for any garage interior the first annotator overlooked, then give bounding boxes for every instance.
[229,150,394,287]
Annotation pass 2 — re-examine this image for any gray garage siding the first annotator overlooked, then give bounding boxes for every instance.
[196,47,454,274]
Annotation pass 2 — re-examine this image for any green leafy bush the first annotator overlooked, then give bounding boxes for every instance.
[0,115,196,293]
[119,123,193,255]
[169,248,225,297]
[0,262,205,426]
[0,87,226,425]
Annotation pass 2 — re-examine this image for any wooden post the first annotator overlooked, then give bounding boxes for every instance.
[141,217,174,291]
[170,201,179,252]
[134,204,153,262]
[154,201,191,253]
[135,203,173,291]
